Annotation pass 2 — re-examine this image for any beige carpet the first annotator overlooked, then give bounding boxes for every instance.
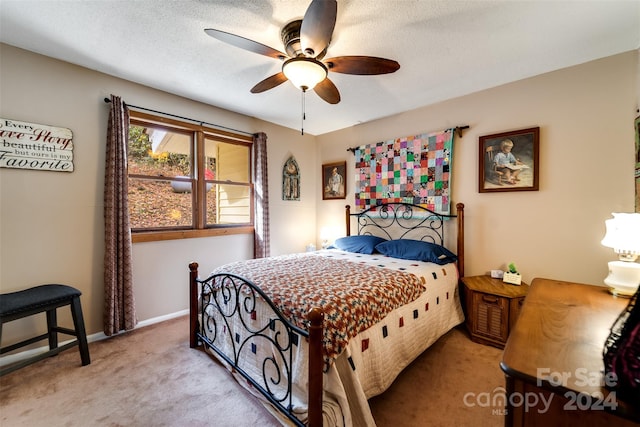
[0,316,504,427]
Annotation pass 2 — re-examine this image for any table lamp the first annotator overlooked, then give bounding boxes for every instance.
[601,212,640,297]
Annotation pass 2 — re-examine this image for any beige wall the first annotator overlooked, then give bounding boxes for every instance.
[317,50,639,286]
[1,42,637,351]
[0,44,316,345]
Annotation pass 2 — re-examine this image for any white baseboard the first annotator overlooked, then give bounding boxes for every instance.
[0,309,189,368]
[135,309,188,329]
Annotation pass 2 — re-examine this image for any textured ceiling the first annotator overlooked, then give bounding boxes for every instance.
[1,0,638,135]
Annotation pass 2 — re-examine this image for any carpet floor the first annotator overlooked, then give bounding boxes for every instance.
[0,316,505,426]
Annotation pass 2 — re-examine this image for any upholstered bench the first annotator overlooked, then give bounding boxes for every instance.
[0,284,90,376]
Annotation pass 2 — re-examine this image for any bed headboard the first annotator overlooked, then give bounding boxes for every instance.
[345,202,465,276]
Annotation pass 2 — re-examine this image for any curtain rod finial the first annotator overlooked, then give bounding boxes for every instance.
[455,125,470,138]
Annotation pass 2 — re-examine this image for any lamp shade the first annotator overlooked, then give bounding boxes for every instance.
[601,213,640,259]
[282,57,327,91]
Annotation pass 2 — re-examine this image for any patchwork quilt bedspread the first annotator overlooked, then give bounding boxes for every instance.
[212,251,427,361]
[204,249,464,426]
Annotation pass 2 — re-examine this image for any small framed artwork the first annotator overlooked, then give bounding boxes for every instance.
[635,115,639,212]
[322,161,346,200]
[282,156,300,201]
[479,127,539,193]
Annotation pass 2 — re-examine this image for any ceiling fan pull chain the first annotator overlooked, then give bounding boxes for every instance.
[301,89,306,135]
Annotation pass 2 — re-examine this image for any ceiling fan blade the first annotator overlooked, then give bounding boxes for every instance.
[324,56,400,75]
[204,28,287,60]
[250,72,288,93]
[300,0,337,57]
[314,78,340,104]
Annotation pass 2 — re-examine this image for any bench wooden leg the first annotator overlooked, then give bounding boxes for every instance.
[70,296,90,365]
[46,308,59,351]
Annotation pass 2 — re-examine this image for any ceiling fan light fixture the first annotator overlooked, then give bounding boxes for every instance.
[282,57,327,91]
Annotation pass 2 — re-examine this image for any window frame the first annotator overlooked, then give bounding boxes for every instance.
[128,110,254,243]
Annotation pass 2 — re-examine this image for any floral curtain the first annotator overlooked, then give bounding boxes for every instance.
[253,132,270,258]
[104,95,137,335]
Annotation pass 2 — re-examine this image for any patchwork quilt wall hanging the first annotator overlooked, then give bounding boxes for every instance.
[354,128,455,214]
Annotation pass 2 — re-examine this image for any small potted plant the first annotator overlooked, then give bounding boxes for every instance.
[503,262,522,285]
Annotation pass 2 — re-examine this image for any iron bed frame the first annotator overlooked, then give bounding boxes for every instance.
[189,202,465,427]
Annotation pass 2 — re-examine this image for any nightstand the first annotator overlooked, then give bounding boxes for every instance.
[460,275,529,348]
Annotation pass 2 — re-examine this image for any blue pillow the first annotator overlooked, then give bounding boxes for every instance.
[375,239,457,265]
[333,235,387,254]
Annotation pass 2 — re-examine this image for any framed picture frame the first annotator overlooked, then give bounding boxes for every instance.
[479,127,539,193]
[282,156,300,201]
[322,161,346,200]
[635,114,639,212]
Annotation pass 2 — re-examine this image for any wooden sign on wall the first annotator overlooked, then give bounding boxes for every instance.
[0,118,74,172]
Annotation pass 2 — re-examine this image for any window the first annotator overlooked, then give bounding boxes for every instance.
[127,111,253,241]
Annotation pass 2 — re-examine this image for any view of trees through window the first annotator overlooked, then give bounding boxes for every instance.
[127,125,194,229]
[126,114,253,233]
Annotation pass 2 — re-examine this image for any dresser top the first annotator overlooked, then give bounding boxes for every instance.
[501,277,637,418]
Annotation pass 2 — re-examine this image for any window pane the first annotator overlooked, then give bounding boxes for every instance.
[128,178,193,228]
[206,139,249,183]
[128,125,191,178]
[206,184,250,225]
[127,111,254,236]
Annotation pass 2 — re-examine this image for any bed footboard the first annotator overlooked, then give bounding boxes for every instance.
[189,262,324,427]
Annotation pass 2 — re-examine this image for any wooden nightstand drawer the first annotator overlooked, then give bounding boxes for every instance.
[472,292,509,341]
[460,275,529,348]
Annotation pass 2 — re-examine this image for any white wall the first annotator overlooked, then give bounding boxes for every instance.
[0,44,316,344]
[317,51,639,286]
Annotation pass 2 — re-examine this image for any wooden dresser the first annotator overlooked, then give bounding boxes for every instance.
[501,278,640,426]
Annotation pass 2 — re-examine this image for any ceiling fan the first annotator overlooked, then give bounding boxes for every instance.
[204,0,400,105]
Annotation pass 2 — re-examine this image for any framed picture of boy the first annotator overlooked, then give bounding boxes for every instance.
[479,127,539,193]
[322,161,346,200]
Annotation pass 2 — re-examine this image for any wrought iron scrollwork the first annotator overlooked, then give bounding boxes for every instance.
[354,202,455,245]
[197,273,308,427]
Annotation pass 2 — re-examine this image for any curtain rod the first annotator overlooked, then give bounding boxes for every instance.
[346,125,470,154]
[103,97,254,137]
